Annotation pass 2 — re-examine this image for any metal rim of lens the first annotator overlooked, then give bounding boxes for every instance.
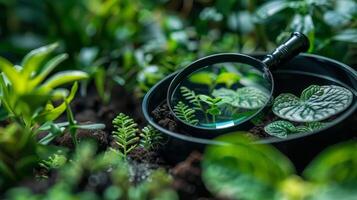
[167,53,275,132]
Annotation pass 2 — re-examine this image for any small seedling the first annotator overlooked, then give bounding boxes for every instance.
[38,100,106,146]
[199,95,223,123]
[140,125,163,151]
[112,113,140,157]
[273,85,353,122]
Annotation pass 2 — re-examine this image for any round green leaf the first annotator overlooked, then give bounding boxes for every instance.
[202,133,294,200]
[303,141,357,184]
[213,87,269,109]
[273,85,353,122]
[264,120,296,138]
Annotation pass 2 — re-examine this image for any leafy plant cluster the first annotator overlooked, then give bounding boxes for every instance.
[202,133,357,200]
[264,84,353,138]
[174,79,269,125]
[4,141,178,200]
[112,113,163,158]
[0,45,105,189]
[1,0,355,102]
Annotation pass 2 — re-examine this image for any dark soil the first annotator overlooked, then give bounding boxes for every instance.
[171,151,221,200]
[50,86,216,199]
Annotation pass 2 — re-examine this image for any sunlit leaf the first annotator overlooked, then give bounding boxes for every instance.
[35,82,78,123]
[31,53,68,87]
[40,71,88,90]
[21,43,58,79]
[189,72,216,86]
[216,72,241,88]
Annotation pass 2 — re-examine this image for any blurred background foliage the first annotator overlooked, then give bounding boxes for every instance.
[0,0,356,100]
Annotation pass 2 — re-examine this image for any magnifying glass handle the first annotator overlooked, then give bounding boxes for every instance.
[262,32,310,68]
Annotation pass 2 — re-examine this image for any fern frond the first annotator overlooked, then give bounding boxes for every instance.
[112,113,139,157]
[180,86,203,111]
[140,125,163,150]
[173,101,199,125]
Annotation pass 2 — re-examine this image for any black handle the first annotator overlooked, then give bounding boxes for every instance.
[262,32,310,68]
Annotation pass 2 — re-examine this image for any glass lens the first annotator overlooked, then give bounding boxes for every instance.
[170,61,272,129]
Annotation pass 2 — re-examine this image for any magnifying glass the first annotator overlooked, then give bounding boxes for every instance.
[167,32,309,134]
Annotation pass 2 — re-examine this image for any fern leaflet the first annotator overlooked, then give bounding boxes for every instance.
[173,101,199,125]
[140,125,163,150]
[112,113,139,157]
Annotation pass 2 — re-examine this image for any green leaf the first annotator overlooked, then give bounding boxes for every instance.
[75,123,106,130]
[207,107,221,116]
[333,29,357,43]
[173,101,199,125]
[264,120,297,138]
[198,94,212,104]
[303,141,357,184]
[35,82,78,123]
[40,71,89,90]
[254,0,290,21]
[273,85,353,122]
[31,53,68,87]
[0,57,24,93]
[213,87,269,109]
[202,133,294,200]
[21,43,58,79]
[188,72,216,86]
[215,72,240,88]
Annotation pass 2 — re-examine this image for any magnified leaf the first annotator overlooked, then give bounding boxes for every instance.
[213,87,269,109]
[273,85,353,122]
[202,133,294,200]
[173,101,198,125]
[216,72,240,88]
[188,72,216,86]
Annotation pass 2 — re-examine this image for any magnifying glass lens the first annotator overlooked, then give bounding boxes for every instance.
[170,61,272,129]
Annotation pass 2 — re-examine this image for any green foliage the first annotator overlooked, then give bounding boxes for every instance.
[202,134,357,200]
[188,72,217,86]
[173,101,199,125]
[180,86,204,112]
[255,0,357,53]
[264,120,326,138]
[199,95,223,123]
[212,87,269,109]
[303,141,357,184]
[112,113,140,157]
[40,150,67,171]
[0,43,88,129]
[0,124,38,188]
[5,141,178,200]
[202,133,295,200]
[140,126,163,151]
[273,85,353,122]
[38,106,105,146]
